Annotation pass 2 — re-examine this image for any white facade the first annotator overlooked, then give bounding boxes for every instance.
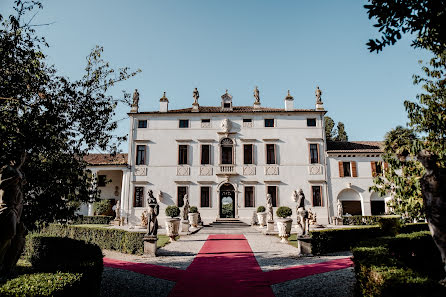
[84,91,388,226]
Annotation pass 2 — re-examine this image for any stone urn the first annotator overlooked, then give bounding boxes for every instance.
[277,218,293,243]
[257,212,267,228]
[188,213,199,228]
[165,218,180,242]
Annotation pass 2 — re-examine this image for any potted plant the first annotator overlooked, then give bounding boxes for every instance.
[256,206,267,228]
[276,206,293,243]
[165,205,181,242]
[188,206,199,228]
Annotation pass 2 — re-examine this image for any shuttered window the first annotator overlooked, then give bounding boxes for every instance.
[266,144,276,164]
[339,161,357,177]
[134,187,144,207]
[136,145,146,165]
[178,145,188,165]
[309,144,319,164]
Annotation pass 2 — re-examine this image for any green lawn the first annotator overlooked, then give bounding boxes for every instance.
[157,235,179,248]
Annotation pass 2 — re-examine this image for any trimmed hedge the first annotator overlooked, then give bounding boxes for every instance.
[352,232,445,297]
[343,215,381,226]
[400,222,429,234]
[42,223,146,255]
[0,272,84,297]
[1,234,104,297]
[72,215,114,225]
[310,226,384,255]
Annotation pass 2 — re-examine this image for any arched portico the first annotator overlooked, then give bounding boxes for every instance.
[337,188,362,215]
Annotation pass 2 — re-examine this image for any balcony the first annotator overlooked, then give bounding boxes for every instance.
[217,165,237,175]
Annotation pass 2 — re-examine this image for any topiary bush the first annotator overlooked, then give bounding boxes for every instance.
[72,215,114,225]
[93,199,112,216]
[19,234,103,296]
[165,205,180,218]
[352,231,445,296]
[257,206,266,213]
[276,206,292,218]
[378,215,401,236]
[189,206,198,213]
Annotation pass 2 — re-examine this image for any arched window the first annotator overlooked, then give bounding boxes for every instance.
[220,138,234,164]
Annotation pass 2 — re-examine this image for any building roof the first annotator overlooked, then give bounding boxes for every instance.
[83,153,128,165]
[130,105,322,115]
[326,141,384,153]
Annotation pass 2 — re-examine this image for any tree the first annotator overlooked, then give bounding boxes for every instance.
[366,0,446,283]
[370,126,424,223]
[324,116,349,141]
[365,0,446,56]
[334,122,348,142]
[0,1,140,230]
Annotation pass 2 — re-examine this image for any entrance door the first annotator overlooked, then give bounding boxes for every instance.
[220,183,235,218]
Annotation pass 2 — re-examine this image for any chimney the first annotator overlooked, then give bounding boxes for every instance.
[284,90,294,111]
[159,92,169,112]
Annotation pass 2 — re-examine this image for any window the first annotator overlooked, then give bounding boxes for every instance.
[201,119,210,123]
[307,118,316,127]
[312,186,322,206]
[223,103,231,108]
[201,145,211,165]
[244,186,254,207]
[220,138,233,165]
[339,161,357,177]
[309,144,319,164]
[243,118,252,123]
[136,145,146,165]
[178,145,188,165]
[177,186,187,207]
[264,119,274,127]
[267,186,277,207]
[371,161,383,177]
[266,144,276,164]
[98,175,106,187]
[179,119,189,128]
[244,144,253,164]
[138,120,147,128]
[201,187,210,207]
[134,187,144,207]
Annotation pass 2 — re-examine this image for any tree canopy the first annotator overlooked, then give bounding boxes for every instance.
[324,116,348,141]
[0,1,140,229]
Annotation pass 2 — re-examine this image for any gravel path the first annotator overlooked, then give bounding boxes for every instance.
[101,225,356,297]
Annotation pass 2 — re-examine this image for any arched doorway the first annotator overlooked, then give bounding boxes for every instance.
[220,183,235,218]
[337,189,362,215]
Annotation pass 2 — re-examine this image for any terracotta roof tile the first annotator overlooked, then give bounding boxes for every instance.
[84,153,128,165]
[326,141,383,153]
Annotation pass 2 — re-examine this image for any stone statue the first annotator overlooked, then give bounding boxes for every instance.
[158,191,163,202]
[337,200,343,217]
[253,86,260,103]
[193,88,199,104]
[115,200,121,220]
[292,190,298,202]
[0,152,27,277]
[296,189,309,236]
[182,194,190,221]
[251,210,258,226]
[309,209,317,225]
[315,86,322,103]
[141,210,148,227]
[221,118,231,133]
[146,190,159,236]
[132,89,139,106]
[266,194,274,221]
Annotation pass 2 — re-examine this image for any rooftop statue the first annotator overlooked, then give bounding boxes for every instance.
[315,86,322,103]
[132,89,139,106]
[254,86,260,103]
[193,88,199,104]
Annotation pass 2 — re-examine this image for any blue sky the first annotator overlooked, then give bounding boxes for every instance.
[1,0,431,152]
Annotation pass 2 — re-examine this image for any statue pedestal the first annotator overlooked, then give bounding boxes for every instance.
[143,235,158,257]
[298,236,312,255]
[113,218,121,226]
[267,220,275,232]
[334,217,343,225]
[180,220,190,232]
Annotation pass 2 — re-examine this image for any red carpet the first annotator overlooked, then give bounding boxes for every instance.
[103,234,353,297]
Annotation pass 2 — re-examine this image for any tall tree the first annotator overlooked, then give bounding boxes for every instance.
[366,0,446,283]
[0,1,140,230]
[334,122,348,142]
[370,126,424,223]
[324,116,349,141]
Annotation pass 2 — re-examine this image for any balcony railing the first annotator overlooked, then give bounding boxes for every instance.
[218,165,236,175]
